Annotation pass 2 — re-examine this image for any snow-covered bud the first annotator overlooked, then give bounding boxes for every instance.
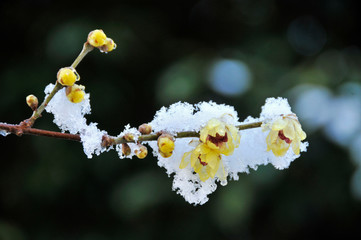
[87,29,107,47]
[135,144,148,159]
[123,133,134,142]
[57,67,80,86]
[99,38,116,53]
[157,133,175,158]
[138,124,152,135]
[65,84,85,103]
[26,94,38,111]
[122,143,131,156]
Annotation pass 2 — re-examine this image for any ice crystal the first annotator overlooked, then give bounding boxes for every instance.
[115,124,141,159]
[44,84,91,134]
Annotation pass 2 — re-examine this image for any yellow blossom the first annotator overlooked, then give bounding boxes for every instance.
[180,118,240,182]
[135,145,148,159]
[87,29,107,47]
[66,84,85,103]
[264,114,307,157]
[200,118,240,155]
[26,94,38,111]
[99,38,117,53]
[57,67,80,86]
[158,133,175,158]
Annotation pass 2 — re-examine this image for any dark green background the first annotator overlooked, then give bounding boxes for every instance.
[1,0,361,239]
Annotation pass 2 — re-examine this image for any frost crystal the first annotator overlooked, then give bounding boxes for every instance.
[44,84,91,134]
[115,125,141,159]
[44,84,109,158]
[0,130,9,137]
[150,101,238,134]
[149,98,308,205]
[0,123,9,137]
[80,123,109,159]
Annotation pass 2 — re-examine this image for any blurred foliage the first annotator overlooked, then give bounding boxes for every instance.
[1,0,361,239]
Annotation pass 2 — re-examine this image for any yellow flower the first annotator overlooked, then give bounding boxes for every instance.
[264,114,307,157]
[87,29,107,47]
[66,84,85,103]
[180,118,240,182]
[57,67,80,86]
[157,133,175,158]
[135,144,148,159]
[200,118,240,155]
[99,38,117,53]
[26,94,38,111]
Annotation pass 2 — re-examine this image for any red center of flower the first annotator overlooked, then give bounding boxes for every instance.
[207,133,228,147]
[198,155,208,166]
[278,130,292,144]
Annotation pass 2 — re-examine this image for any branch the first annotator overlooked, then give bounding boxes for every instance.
[0,121,262,145]
[0,123,80,141]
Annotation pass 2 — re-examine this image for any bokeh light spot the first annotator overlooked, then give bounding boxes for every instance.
[294,85,332,131]
[208,59,252,96]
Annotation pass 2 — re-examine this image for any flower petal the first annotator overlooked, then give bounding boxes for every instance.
[271,118,288,131]
[180,151,192,169]
[216,160,227,181]
[272,139,290,157]
[283,119,296,139]
[294,121,307,140]
[206,150,220,169]
[291,138,300,155]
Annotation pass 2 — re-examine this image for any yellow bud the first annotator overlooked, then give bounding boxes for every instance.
[87,29,107,47]
[123,133,135,142]
[159,151,172,158]
[57,67,80,86]
[66,84,85,103]
[99,38,116,53]
[157,133,175,158]
[122,143,131,156]
[135,145,148,159]
[138,124,152,135]
[26,94,38,111]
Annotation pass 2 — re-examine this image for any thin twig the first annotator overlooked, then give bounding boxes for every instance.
[71,43,94,69]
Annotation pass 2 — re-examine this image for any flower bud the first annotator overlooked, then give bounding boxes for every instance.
[123,133,135,142]
[57,67,80,86]
[66,84,85,103]
[159,150,172,158]
[122,143,131,156]
[138,124,152,135]
[135,144,148,159]
[26,94,38,111]
[99,38,116,53]
[87,29,107,47]
[157,133,175,158]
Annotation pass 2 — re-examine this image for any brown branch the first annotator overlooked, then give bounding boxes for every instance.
[0,123,81,141]
[0,121,263,145]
